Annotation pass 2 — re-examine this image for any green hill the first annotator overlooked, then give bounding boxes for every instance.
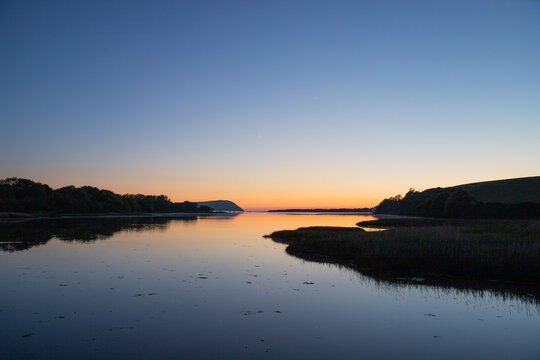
[454,176,540,204]
[375,176,540,218]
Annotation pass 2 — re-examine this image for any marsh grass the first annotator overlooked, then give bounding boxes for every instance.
[267,220,540,284]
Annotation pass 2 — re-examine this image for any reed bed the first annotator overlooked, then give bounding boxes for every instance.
[267,220,540,283]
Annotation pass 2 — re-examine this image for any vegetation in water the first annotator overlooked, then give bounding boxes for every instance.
[267,219,540,288]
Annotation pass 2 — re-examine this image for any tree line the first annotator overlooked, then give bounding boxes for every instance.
[0,178,212,214]
[375,187,540,218]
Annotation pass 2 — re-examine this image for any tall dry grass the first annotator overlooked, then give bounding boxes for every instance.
[267,220,540,282]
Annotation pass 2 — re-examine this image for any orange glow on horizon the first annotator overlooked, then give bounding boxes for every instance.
[16,171,539,211]
[163,184,387,210]
[27,177,386,211]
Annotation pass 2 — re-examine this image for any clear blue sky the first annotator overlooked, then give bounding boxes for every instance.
[1,0,539,209]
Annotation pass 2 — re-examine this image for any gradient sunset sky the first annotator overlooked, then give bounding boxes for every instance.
[1,0,539,210]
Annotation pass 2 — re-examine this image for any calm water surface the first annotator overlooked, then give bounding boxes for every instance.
[1,213,539,359]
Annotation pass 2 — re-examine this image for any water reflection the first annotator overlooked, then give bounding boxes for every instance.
[0,213,538,359]
[1,214,538,304]
[0,215,237,252]
[300,260,540,309]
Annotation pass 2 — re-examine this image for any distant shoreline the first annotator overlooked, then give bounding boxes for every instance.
[268,208,372,213]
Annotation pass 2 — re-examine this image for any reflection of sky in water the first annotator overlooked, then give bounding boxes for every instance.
[0,213,538,359]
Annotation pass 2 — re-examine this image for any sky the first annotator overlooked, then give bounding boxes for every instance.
[1,0,539,210]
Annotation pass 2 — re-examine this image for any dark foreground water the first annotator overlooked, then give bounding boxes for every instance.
[1,213,539,359]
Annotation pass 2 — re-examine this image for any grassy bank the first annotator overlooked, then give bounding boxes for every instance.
[266,219,540,287]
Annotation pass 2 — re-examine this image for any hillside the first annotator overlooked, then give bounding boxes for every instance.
[454,176,540,204]
[196,200,243,212]
[375,176,540,218]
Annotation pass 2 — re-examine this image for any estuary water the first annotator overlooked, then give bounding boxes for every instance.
[0,213,538,359]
